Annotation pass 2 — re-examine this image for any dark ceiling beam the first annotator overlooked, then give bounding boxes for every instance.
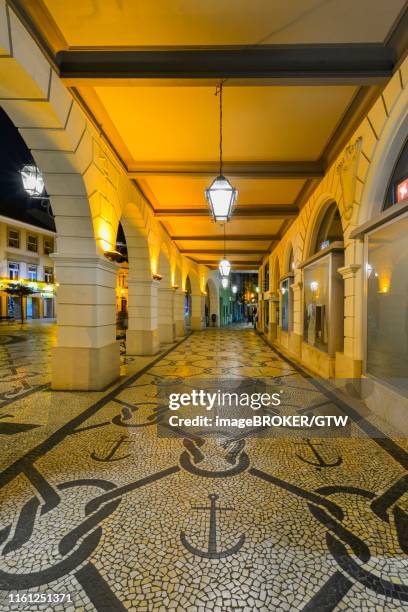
[57,45,395,84]
[198,260,262,266]
[129,161,323,178]
[172,235,279,241]
[154,206,298,218]
[179,249,266,255]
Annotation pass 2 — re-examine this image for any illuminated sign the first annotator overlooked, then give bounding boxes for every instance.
[396,177,408,203]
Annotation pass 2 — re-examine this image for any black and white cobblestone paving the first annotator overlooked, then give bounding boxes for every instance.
[0,324,407,611]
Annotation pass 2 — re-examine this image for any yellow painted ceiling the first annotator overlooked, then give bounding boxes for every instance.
[161,217,286,237]
[92,85,357,164]
[29,0,406,268]
[138,176,306,208]
[44,0,405,47]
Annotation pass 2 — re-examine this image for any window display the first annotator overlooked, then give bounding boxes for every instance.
[366,214,408,393]
[303,248,344,355]
[281,278,290,331]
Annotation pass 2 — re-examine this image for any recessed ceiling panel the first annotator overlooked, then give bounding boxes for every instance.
[44,0,405,47]
[93,85,357,164]
[139,176,305,207]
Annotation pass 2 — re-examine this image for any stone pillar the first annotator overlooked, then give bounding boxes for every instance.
[51,254,120,390]
[289,280,303,357]
[191,293,205,330]
[126,279,159,355]
[336,262,363,378]
[174,290,186,337]
[268,294,279,342]
[158,286,176,344]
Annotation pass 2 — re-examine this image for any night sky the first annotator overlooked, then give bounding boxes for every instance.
[0,106,55,231]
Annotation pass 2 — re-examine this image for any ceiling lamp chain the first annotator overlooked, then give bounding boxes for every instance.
[205,82,238,222]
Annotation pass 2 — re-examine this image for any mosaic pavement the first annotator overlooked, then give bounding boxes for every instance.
[0,324,407,611]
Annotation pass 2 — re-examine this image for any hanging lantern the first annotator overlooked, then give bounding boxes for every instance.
[218,258,231,277]
[205,82,237,222]
[206,176,237,222]
[21,165,45,197]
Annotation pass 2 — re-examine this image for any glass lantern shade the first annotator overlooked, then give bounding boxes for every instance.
[218,258,231,277]
[232,285,237,294]
[21,165,45,197]
[221,277,229,289]
[205,175,237,221]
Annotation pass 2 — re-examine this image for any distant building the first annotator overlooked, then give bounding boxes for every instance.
[116,261,128,327]
[0,215,57,321]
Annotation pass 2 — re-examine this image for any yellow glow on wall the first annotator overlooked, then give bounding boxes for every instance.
[150,255,158,276]
[95,219,115,253]
[378,271,391,294]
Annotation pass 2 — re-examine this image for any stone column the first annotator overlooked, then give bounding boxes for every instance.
[51,254,120,390]
[38,298,44,319]
[174,290,186,337]
[289,280,303,357]
[268,293,279,342]
[191,293,205,330]
[336,263,362,377]
[126,279,159,355]
[158,286,176,344]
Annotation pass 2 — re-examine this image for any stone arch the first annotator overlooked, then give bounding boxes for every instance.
[0,4,122,390]
[206,275,220,327]
[120,202,159,355]
[271,256,280,293]
[357,89,408,224]
[185,269,204,330]
[303,195,345,259]
[283,242,295,274]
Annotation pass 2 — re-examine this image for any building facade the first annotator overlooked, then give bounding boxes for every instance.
[0,215,57,321]
[257,61,408,435]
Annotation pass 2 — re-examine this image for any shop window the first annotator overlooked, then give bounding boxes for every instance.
[8,262,19,280]
[43,237,54,255]
[281,278,290,332]
[384,139,408,210]
[27,234,38,252]
[303,250,344,355]
[366,214,408,393]
[8,228,20,249]
[27,265,37,281]
[44,267,54,283]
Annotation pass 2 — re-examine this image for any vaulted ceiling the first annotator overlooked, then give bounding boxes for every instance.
[10,0,408,269]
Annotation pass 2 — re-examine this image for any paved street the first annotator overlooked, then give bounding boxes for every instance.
[0,324,407,611]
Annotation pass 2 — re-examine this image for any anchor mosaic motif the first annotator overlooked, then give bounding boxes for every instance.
[0,329,407,610]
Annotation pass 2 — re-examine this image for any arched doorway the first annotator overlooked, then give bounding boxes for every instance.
[269,257,280,341]
[280,244,295,346]
[300,200,344,377]
[185,276,192,330]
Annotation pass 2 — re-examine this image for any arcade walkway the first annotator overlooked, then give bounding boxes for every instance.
[0,325,407,610]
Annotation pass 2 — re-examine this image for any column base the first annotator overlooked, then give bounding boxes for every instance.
[126,329,159,356]
[175,320,186,337]
[268,323,278,342]
[288,332,302,358]
[51,341,120,390]
[335,352,362,378]
[191,316,203,330]
[159,323,176,344]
